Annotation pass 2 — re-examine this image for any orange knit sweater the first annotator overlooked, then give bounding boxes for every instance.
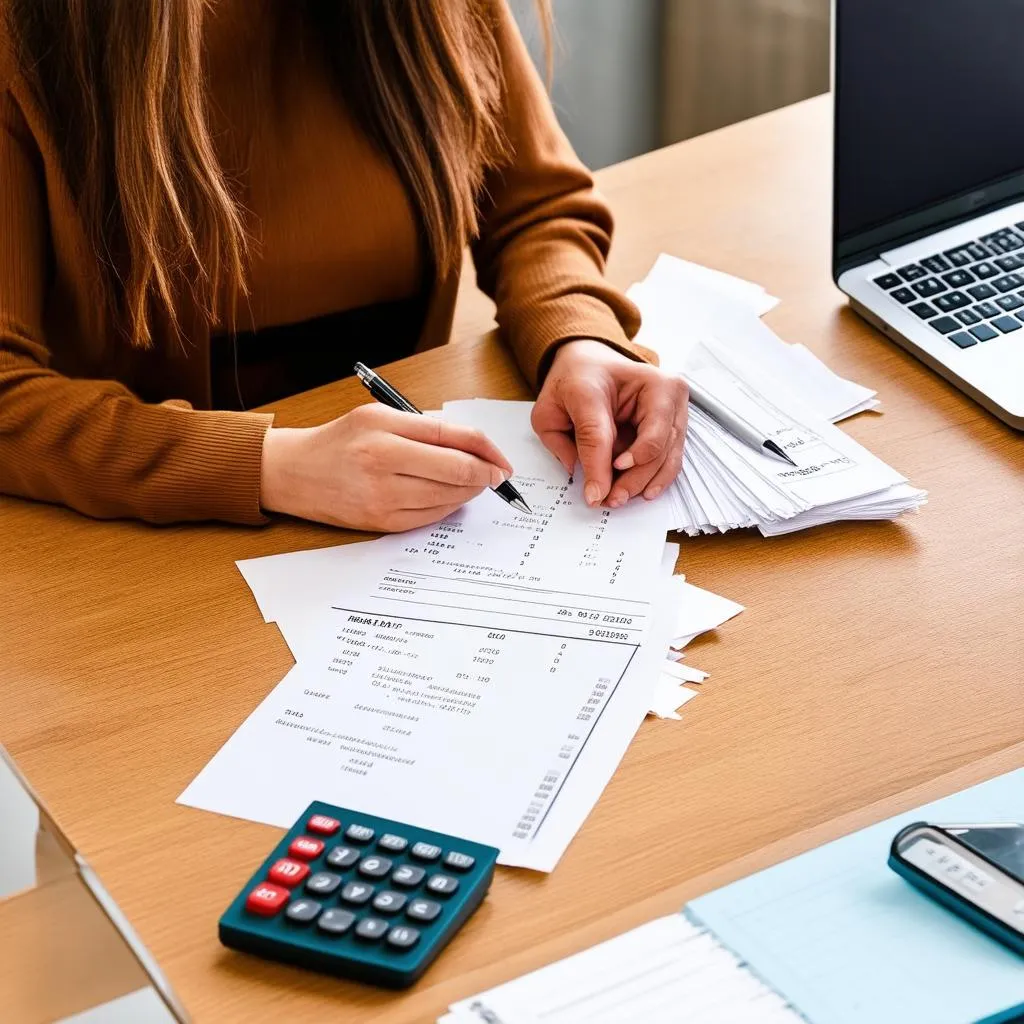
[0,0,644,525]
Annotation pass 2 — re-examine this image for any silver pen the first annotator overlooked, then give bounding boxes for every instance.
[686,378,798,467]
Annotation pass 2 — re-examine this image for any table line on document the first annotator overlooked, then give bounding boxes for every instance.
[396,571,651,605]
[329,606,644,646]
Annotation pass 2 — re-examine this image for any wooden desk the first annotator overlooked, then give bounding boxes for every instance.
[2,95,1022,1022]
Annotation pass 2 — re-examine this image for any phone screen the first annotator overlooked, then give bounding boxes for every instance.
[943,824,1024,885]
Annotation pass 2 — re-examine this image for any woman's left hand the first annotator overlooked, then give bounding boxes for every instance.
[532,339,688,508]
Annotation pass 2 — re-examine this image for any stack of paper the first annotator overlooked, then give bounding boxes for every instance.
[179,401,742,871]
[629,255,926,536]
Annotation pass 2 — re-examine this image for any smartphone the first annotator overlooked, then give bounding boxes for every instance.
[889,821,1024,957]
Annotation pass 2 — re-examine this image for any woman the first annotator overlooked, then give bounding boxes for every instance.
[0,0,686,531]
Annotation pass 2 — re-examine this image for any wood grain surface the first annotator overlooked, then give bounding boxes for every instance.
[1,96,1022,1022]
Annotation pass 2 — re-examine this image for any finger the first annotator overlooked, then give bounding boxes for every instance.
[392,476,488,509]
[642,403,688,500]
[605,456,662,507]
[531,395,577,474]
[387,435,507,489]
[383,502,466,533]
[534,429,578,476]
[363,405,514,475]
[563,383,616,506]
[613,380,685,471]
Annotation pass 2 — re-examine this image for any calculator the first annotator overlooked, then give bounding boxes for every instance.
[219,801,499,988]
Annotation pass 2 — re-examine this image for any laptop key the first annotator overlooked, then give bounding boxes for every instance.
[898,263,927,282]
[992,315,1022,333]
[873,272,902,290]
[970,323,999,341]
[948,332,978,349]
[920,254,951,274]
[941,268,974,287]
[955,308,981,326]
[994,255,1023,272]
[974,301,1000,318]
[992,273,1024,293]
[933,291,969,312]
[973,261,999,279]
[996,294,1024,311]
[930,316,962,334]
[966,283,996,300]
[908,301,938,319]
[942,246,973,267]
[891,286,915,304]
[912,277,946,297]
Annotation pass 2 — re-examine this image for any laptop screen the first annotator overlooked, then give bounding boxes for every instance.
[834,0,1024,249]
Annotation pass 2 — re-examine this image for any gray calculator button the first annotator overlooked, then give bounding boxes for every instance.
[372,890,407,914]
[345,824,375,844]
[410,841,442,862]
[406,898,442,922]
[355,917,389,941]
[443,851,475,872]
[340,881,375,905]
[358,855,393,879]
[378,833,409,854]
[305,871,342,896]
[426,873,459,896]
[317,908,356,935]
[387,926,421,950]
[391,864,426,888]
[326,845,360,869]
[285,898,321,923]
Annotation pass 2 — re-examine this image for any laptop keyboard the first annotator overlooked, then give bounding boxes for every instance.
[872,223,1024,349]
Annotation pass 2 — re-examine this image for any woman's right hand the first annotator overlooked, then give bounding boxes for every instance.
[259,403,514,532]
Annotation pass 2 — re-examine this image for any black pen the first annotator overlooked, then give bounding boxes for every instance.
[353,362,532,514]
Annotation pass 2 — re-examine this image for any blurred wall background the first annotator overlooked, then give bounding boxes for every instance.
[509,0,830,169]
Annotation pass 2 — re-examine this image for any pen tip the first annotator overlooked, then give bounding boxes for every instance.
[511,497,532,514]
[764,439,798,467]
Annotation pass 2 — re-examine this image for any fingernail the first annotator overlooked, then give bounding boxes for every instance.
[609,489,627,508]
[646,485,663,499]
[584,483,601,505]
[615,452,635,470]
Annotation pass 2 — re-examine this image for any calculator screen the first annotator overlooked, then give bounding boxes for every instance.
[946,824,1024,886]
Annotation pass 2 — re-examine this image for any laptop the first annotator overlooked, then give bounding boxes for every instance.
[833,0,1024,429]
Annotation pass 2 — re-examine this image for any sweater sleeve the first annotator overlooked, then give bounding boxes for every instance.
[0,87,272,525]
[471,0,654,389]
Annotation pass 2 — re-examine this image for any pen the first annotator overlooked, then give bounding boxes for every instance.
[686,378,798,467]
[353,362,532,514]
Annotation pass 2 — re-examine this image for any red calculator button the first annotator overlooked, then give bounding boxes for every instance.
[307,814,341,836]
[268,858,310,888]
[245,883,289,916]
[289,836,325,860]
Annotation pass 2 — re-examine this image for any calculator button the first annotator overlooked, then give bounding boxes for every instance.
[340,881,375,905]
[284,898,321,924]
[391,865,426,888]
[378,834,409,854]
[345,824,375,844]
[426,874,459,896]
[317,908,356,935]
[326,845,360,869]
[245,883,290,916]
[406,898,442,922]
[355,917,389,941]
[443,851,476,872]
[358,856,393,879]
[268,858,310,888]
[305,871,342,896]
[372,890,408,914]
[387,926,421,950]
[289,836,325,861]
[307,814,341,836]
[410,842,442,862]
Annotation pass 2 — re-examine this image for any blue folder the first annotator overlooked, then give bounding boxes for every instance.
[688,768,1024,1024]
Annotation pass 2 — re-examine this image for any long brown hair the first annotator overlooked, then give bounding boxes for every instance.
[6,0,550,348]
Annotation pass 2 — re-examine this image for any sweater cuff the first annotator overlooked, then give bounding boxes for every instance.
[146,408,274,525]
[510,293,658,389]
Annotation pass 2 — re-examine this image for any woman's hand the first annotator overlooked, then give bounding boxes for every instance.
[532,340,688,508]
[260,404,513,531]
